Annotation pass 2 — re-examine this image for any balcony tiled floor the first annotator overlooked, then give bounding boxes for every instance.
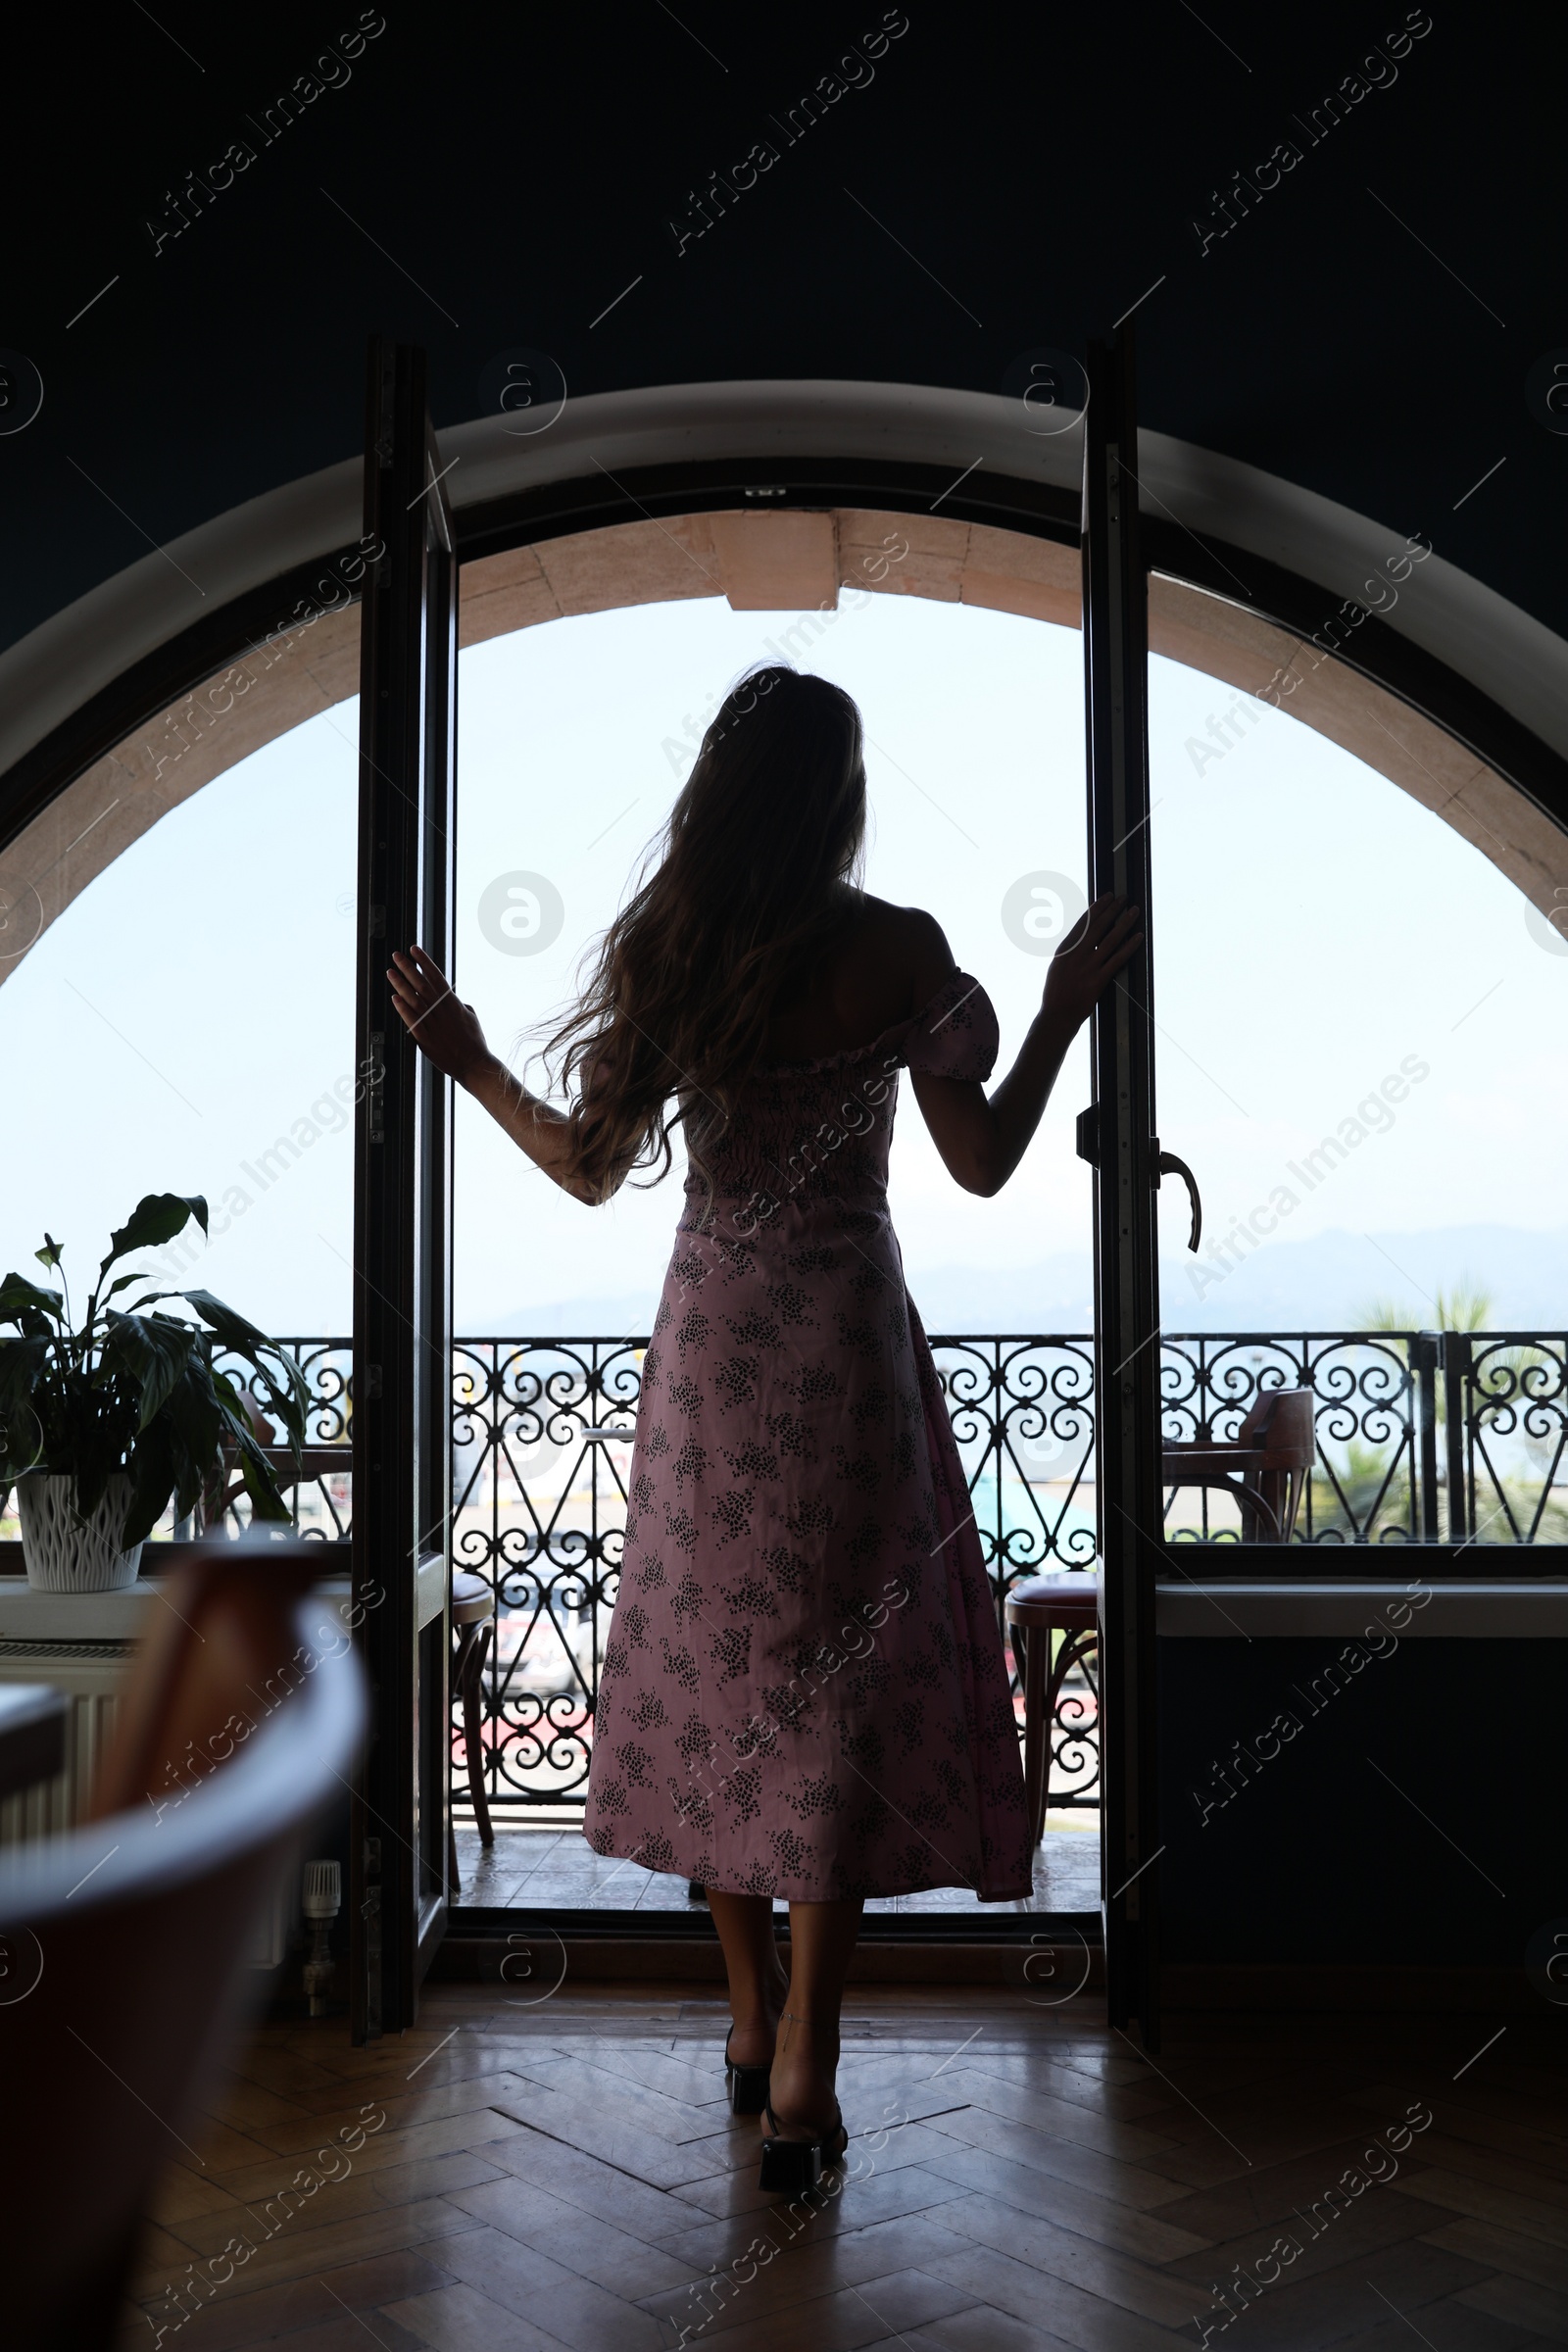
[451,1823,1102,1915]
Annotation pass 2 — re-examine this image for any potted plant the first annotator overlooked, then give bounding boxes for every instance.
[0,1194,308,1591]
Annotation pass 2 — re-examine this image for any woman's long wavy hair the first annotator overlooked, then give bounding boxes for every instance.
[544,666,867,1198]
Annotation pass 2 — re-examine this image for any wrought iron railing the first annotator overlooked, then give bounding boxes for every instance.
[1443,1332,1568,1545]
[184,1328,1568,1822]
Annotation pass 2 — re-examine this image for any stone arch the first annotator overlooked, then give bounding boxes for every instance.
[2,503,1563,982]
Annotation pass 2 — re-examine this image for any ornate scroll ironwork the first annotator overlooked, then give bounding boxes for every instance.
[930,1335,1100,1808]
[213,1337,353,1540]
[190,1326,1566,1823]
[1451,1331,1568,1546]
[1159,1332,1431,1544]
[449,1339,641,1812]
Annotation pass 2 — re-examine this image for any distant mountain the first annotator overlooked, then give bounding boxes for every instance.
[467,1226,1568,1339]
[466,1293,661,1340]
[1153,1224,1568,1335]
[916,1225,1568,1334]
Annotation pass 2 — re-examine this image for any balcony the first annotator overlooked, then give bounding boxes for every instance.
[19,1327,1553,1844]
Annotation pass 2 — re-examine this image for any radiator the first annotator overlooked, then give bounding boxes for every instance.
[0,1636,127,1847]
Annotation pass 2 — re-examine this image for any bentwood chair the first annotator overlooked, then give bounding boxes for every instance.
[0,1554,365,2352]
[1160,1385,1315,1544]
[1004,1570,1101,1848]
[448,1569,497,1891]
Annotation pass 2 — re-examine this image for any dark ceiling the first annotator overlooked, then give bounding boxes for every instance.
[7,0,1563,657]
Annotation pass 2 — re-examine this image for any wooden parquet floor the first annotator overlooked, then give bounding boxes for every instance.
[119,1984,1568,2352]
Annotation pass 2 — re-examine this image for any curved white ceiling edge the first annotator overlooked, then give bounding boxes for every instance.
[2,377,1565,786]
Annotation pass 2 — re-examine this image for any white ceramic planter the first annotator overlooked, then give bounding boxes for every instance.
[16,1473,144,1592]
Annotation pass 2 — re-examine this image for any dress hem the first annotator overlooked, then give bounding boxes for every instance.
[582,1836,1034,1908]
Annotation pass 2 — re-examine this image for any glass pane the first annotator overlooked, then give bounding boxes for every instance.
[0,705,358,1540]
[1149,652,1568,1547]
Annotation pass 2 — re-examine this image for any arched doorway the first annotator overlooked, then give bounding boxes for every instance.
[6,364,1567,2041]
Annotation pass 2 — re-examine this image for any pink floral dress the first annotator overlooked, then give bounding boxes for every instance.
[583,972,1034,1902]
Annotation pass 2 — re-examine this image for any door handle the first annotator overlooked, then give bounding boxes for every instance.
[1155,1149,1202,1252]
[1079,1108,1203,1253]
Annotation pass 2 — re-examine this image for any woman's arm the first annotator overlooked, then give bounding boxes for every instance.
[386,944,611,1202]
[908,894,1143,1197]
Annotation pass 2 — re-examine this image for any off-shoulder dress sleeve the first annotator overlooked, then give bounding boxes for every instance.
[901,971,1000,1082]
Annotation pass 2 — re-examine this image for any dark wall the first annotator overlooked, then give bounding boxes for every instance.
[1157,1638,1567,1966]
[8,0,1568,653]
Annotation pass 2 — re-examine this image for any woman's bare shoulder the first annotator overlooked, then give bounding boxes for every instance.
[768,892,959,1060]
[848,894,958,1014]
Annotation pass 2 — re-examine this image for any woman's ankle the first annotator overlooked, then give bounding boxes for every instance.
[767,2044,839,2132]
[778,2008,839,2054]
[727,1981,787,2066]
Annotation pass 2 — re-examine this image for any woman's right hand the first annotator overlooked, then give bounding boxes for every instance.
[387,944,491,1087]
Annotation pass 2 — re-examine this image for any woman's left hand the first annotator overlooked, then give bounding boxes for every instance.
[1040,893,1144,1031]
[387,944,490,1087]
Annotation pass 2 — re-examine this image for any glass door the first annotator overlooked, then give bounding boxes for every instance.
[350,339,459,2040]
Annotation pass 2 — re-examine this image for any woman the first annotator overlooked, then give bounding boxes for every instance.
[390,664,1140,2190]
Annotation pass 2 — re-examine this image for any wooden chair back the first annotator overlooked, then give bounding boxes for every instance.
[1237,1385,1314,1458]
[90,1550,323,1821]
[1237,1385,1315,1543]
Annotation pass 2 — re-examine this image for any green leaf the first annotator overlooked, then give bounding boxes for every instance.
[183,1291,310,1446]
[178,1288,268,1354]
[248,1357,309,1448]
[103,1312,199,1432]
[103,1271,158,1304]
[121,1359,228,1541]
[159,1364,223,1511]
[0,1271,65,1328]
[209,1364,252,1426]
[35,1234,63,1271]
[99,1195,209,1281]
[230,1422,294,1523]
[194,1372,296,1528]
[0,1338,47,1478]
[73,1453,118,1525]
[122,1422,175,1547]
[0,1333,51,1408]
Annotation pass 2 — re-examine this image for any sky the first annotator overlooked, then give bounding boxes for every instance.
[3,588,1565,1341]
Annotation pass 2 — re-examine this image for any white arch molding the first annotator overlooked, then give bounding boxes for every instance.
[2,380,1566,976]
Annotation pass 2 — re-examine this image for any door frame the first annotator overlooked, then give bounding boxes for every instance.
[349,339,459,2039]
[1080,330,1163,2045]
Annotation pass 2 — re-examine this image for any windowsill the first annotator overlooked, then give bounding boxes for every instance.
[0,1560,355,1643]
[1155,1578,1568,1637]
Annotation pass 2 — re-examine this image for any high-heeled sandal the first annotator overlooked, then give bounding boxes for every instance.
[723,2027,772,2116]
[758,2099,849,2192]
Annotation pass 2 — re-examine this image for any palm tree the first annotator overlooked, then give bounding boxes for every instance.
[1313,1279,1496,1540]
[1354,1279,1567,1544]
[1356,1277,1494,1336]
